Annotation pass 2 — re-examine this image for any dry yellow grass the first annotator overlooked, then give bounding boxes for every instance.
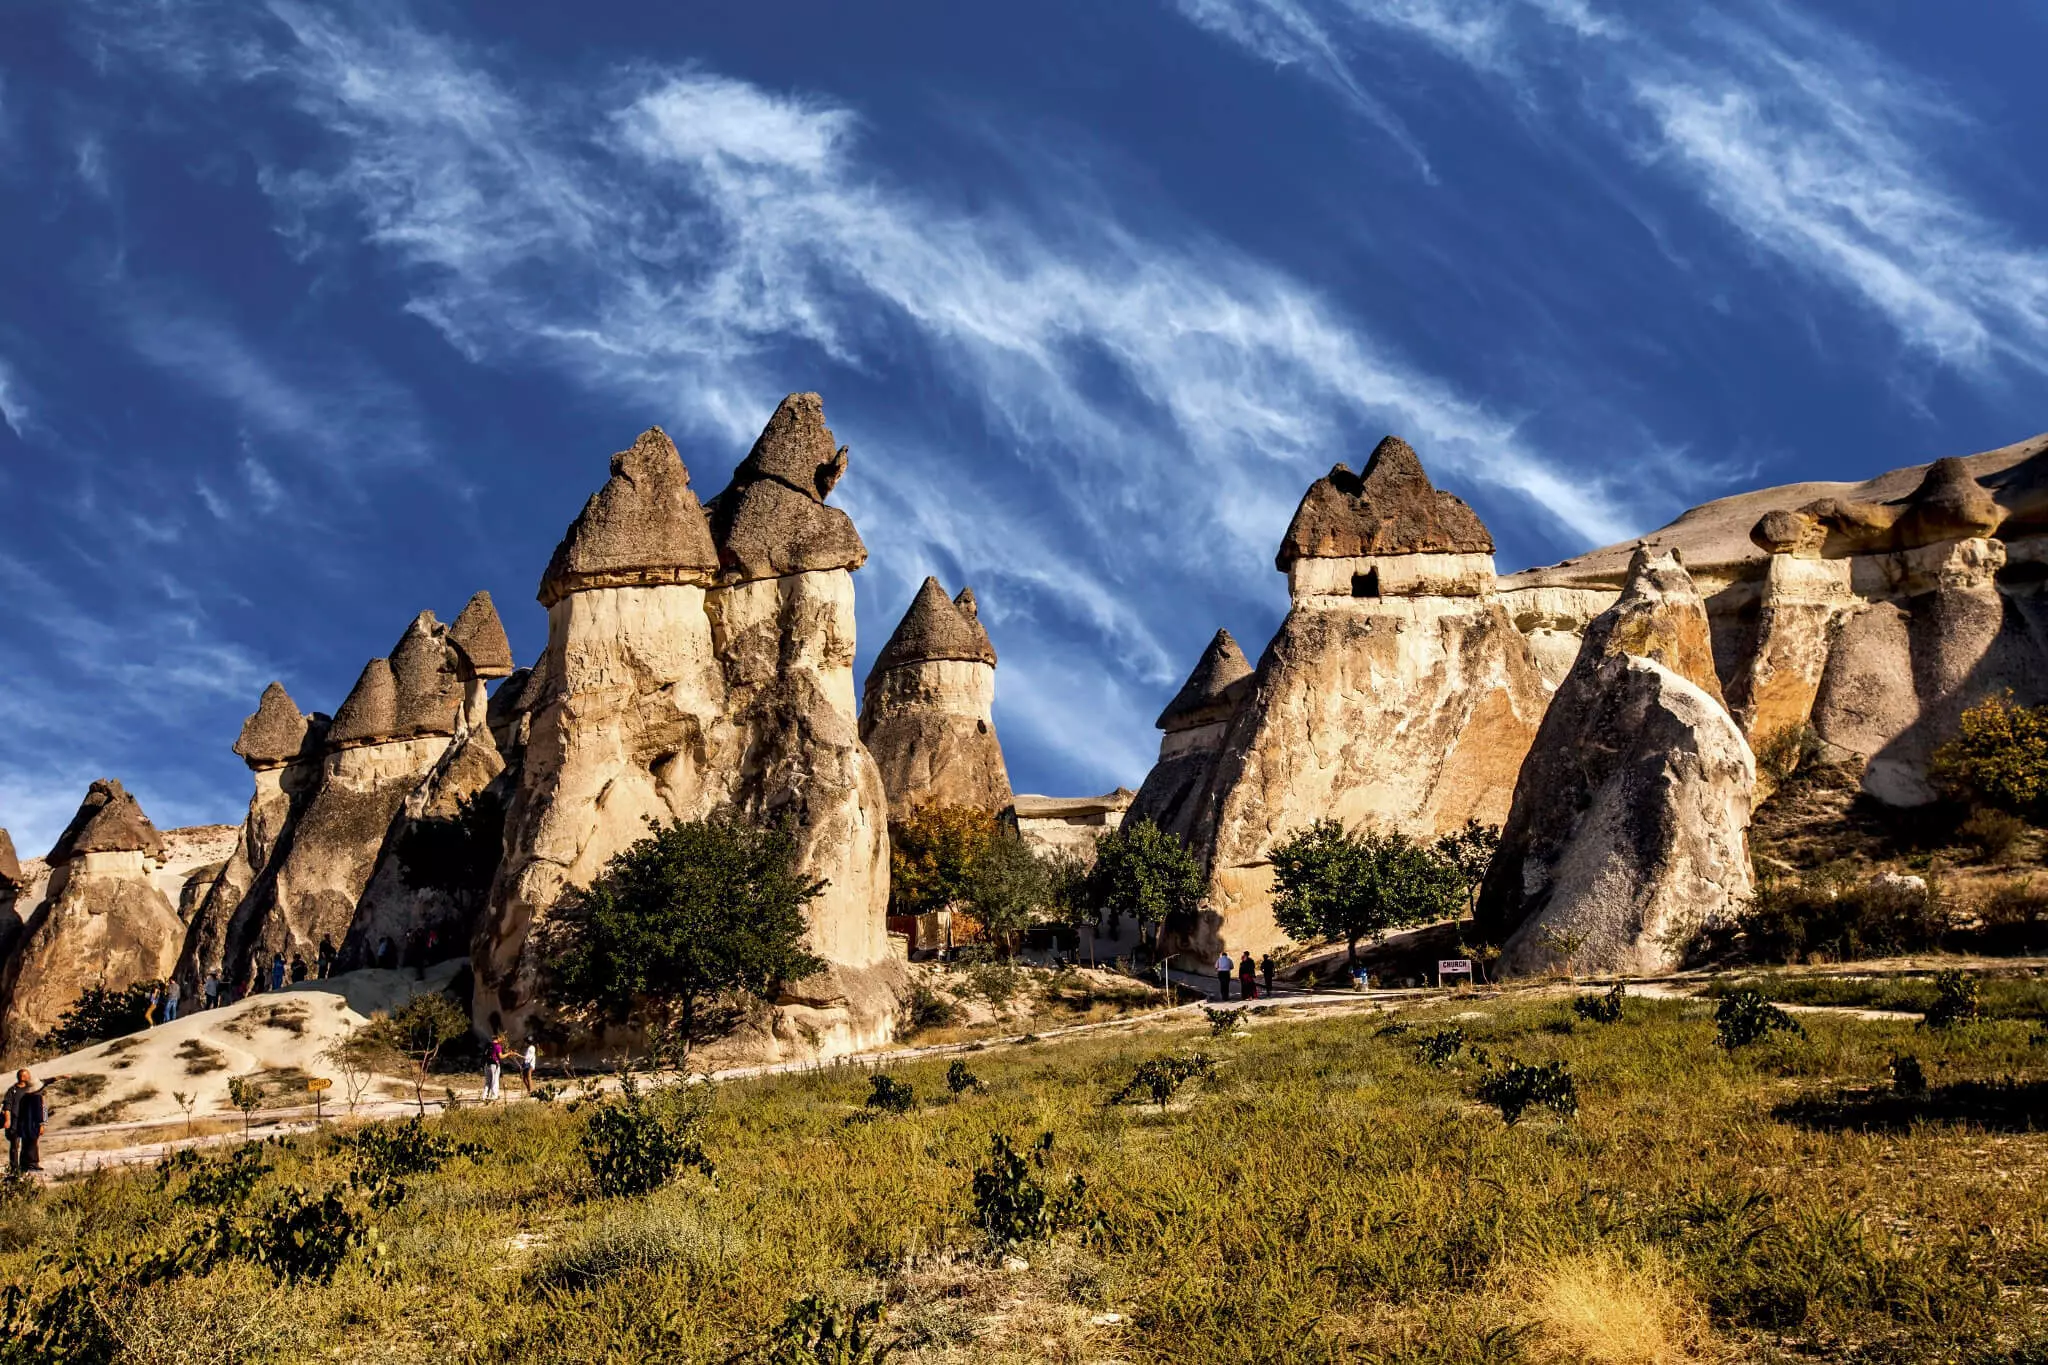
[1524,1250,1700,1364]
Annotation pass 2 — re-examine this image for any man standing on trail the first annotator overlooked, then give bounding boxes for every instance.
[163,976,181,1022]
[1261,954,1276,997]
[203,969,221,1010]
[1215,948,1234,1001]
[3,1071,48,1173]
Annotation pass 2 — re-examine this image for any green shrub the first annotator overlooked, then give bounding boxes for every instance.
[157,1143,271,1211]
[1960,807,2028,863]
[230,1183,382,1285]
[1714,990,1807,1049]
[1203,1005,1243,1037]
[758,1294,894,1365]
[1415,1026,1467,1068]
[40,982,158,1055]
[945,1060,982,1095]
[970,1132,1087,1248]
[332,1116,485,1205]
[899,984,959,1034]
[1475,1060,1577,1125]
[1757,723,1825,782]
[530,1205,722,1291]
[1930,693,2048,819]
[863,1074,914,1115]
[1735,871,1951,963]
[580,1078,715,1198]
[1572,983,1626,1024]
[1889,1054,1928,1099]
[1107,1053,1215,1108]
[1923,970,1981,1030]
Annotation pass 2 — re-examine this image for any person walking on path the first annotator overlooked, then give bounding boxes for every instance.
[1239,953,1257,1000]
[4,1072,48,1173]
[203,970,220,1011]
[1215,949,1234,1002]
[145,984,162,1026]
[1261,954,1276,997]
[519,1041,537,1095]
[483,1036,504,1102]
[290,954,309,983]
[163,977,181,1022]
[270,952,287,992]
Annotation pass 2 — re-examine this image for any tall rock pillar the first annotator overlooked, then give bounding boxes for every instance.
[859,577,1012,820]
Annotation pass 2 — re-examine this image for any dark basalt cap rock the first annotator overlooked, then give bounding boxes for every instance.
[47,779,163,864]
[1896,457,2001,547]
[868,578,997,684]
[448,591,515,678]
[1276,435,1494,570]
[707,394,866,581]
[731,392,848,502]
[390,612,463,738]
[233,682,311,769]
[0,829,20,890]
[539,427,720,607]
[1156,628,1254,730]
[952,587,997,665]
[328,658,400,748]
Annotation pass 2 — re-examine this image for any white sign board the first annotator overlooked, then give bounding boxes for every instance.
[1437,959,1473,979]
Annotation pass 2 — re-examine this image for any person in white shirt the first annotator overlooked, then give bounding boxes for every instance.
[1215,950,1234,1002]
[519,1042,537,1095]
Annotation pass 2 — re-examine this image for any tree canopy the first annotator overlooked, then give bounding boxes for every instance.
[1086,818,1203,936]
[959,831,1051,954]
[889,804,998,919]
[1269,819,1463,965]
[543,813,825,1066]
[1432,819,1500,918]
[1931,693,2048,820]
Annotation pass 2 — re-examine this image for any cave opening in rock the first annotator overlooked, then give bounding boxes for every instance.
[1351,568,1380,598]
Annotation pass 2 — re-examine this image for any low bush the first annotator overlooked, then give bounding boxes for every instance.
[228,1183,383,1285]
[898,984,959,1035]
[1572,984,1626,1024]
[1203,1005,1244,1037]
[1475,1060,1578,1125]
[1415,1026,1467,1068]
[863,1074,915,1115]
[1960,807,2028,863]
[945,1060,982,1095]
[1714,990,1807,1049]
[1923,970,1981,1030]
[758,1294,894,1365]
[970,1131,1088,1249]
[1733,871,1952,963]
[158,1143,271,1211]
[1107,1052,1215,1108]
[530,1204,722,1291]
[1889,1054,1928,1099]
[580,1078,715,1198]
[39,982,157,1055]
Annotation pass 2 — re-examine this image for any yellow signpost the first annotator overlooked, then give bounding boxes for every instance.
[308,1076,333,1121]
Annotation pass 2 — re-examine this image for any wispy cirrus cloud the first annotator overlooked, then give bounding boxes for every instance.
[0,355,30,438]
[1175,0,2048,382]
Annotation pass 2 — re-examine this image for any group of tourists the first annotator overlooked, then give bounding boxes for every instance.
[481,1036,538,1102]
[1212,948,1278,1001]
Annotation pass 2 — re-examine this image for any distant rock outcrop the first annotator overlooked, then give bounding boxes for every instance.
[1480,551,1756,976]
[478,394,901,1059]
[859,577,1013,820]
[0,781,182,1052]
[1127,629,1252,843]
[1148,437,1552,959]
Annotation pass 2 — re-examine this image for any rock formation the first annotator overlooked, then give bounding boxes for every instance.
[1498,431,2048,806]
[1151,436,1553,959]
[0,781,183,1051]
[1128,629,1252,842]
[859,577,1012,819]
[477,395,901,1058]
[1479,550,1756,976]
[0,831,25,969]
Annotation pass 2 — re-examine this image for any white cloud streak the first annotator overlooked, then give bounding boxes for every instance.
[1175,0,2048,380]
[0,356,30,437]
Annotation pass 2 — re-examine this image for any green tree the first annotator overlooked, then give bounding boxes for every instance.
[1931,693,2048,819]
[959,832,1051,956]
[1433,819,1500,919]
[1040,847,1099,960]
[363,993,472,1116]
[543,813,825,1068]
[1085,818,1203,951]
[888,804,998,918]
[1269,820,1462,967]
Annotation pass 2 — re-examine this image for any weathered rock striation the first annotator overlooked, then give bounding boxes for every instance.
[1149,437,1552,960]
[0,782,183,1052]
[477,394,901,1059]
[859,577,1013,820]
[1480,551,1756,976]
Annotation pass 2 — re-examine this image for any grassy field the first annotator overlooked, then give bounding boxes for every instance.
[3,987,2045,1364]
[1700,969,2048,1021]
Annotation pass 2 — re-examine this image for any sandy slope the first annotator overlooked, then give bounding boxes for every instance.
[27,960,464,1129]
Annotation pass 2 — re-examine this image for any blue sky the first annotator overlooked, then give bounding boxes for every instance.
[3,1,2046,854]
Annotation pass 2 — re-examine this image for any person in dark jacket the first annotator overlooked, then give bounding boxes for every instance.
[4,1071,48,1173]
[1239,952,1257,1000]
[317,936,337,980]
[270,953,287,992]
[1261,954,1276,997]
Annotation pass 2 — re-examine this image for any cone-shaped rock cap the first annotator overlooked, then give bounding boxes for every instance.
[1156,628,1254,730]
[732,392,848,502]
[47,779,163,864]
[0,829,20,890]
[952,587,997,663]
[869,578,997,684]
[390,612,463,738]
[708,394,866,581]
[1578,547,1724,706]
[539,427,720,607]
[328,657,401,748]
[233,682,312,769]
[1897,456,2001,547]
[1277,436,1493,570]
[448,591,515,678]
